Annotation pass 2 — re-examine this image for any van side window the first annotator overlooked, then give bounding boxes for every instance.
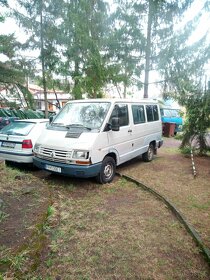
[132,105,145,124]
[153,105,159,121]
[146,105,159,122]
[109,104,129,126]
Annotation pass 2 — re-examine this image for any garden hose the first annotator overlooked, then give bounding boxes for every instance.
[117,173,210,267]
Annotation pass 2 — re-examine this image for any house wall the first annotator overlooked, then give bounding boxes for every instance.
[33,92,71,112]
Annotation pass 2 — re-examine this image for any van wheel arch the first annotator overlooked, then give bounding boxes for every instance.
[96,154,116,184]
[142,141,155,162]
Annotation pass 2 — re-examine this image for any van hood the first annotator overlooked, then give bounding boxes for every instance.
[36,128,98,150]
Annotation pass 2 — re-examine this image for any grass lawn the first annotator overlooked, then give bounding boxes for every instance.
[0,137,210,279]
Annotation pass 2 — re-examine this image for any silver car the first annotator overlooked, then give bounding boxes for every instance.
[0,119,48,164]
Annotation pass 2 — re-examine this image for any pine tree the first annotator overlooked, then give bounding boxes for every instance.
[13,0,61,116]
[58,0,110,98]
[0,0,34,108]
[107,0,145,98]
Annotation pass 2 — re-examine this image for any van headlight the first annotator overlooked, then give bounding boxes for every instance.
[72,150,89,159]
[33,144,41,154]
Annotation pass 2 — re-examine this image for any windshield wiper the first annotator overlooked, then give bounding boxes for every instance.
[65,124,92,131]
[50,122,65,127]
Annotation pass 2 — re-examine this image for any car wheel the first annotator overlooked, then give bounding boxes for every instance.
[142,144,154,162]
[96,156,116,184]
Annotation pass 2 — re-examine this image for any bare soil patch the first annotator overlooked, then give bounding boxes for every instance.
[0,162,51,276]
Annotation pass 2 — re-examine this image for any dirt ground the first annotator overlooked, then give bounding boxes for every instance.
[0,137,210,279]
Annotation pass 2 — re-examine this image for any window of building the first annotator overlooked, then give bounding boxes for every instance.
[37,101,42,110]
[48,103,54,111]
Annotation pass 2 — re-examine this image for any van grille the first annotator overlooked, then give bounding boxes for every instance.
[37,147,72,164]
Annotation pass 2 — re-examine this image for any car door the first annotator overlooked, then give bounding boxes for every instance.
[107,103,133,164]
[130,104,148,158]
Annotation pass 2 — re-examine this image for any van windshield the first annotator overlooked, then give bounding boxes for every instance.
[52,102,111,130]
[162,109,180,117]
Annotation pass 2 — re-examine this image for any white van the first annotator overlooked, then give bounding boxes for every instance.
[33,99,163,183]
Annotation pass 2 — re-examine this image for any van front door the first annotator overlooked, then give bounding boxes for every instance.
[107,103,133,164]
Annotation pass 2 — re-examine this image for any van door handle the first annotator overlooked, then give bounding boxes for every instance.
[128,129,132,133]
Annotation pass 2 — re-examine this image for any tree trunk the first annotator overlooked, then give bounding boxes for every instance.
[123,81,127,98]
[144,0,153,99]
[73,59,81,99]
[40,0,48,118]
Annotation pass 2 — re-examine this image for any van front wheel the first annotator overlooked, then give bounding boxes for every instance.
[96,156,116,184]
[142,144,154,162]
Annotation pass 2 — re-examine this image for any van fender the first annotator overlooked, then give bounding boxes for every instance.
[143,135,154,148]
[143,135,161,151]
[105,148,120,166]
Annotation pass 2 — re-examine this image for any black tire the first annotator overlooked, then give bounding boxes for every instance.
[142,144,154,162]
[96,156,116,184]
[5,160,14,167]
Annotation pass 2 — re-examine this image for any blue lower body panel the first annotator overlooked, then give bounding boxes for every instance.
[33,157,102,178]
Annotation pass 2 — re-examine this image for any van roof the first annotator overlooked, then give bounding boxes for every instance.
[67,98,158,104]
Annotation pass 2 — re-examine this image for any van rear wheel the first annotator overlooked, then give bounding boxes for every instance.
[142,144,154,162]
[96,156,116,184]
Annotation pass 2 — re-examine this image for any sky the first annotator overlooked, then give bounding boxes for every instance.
[1,0,209,44]
[0,0,210,99]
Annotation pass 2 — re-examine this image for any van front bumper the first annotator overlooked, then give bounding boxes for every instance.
[33,157,102,178]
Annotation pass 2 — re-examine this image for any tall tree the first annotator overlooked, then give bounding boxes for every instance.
[14,0,61,116]
[157,1,210,153]
[158,0,210,98]
[0,0,35,108]
[0,0,21,86]
[138,0,194,98]
[58,0,110,99]
[107,0,145,98]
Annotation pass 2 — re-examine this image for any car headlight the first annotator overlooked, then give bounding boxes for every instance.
[33,144,41,153]
[72,150,89,159]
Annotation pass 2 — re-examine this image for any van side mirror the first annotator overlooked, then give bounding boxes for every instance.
[111,117,120,131]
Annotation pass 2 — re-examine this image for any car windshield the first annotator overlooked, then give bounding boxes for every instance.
[52,102,111,130]
[0,122,35,136]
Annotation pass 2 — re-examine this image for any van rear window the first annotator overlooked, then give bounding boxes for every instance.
[146,105,159,122]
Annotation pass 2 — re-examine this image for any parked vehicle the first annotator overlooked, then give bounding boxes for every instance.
[33,99,163,183]
[0,117,19,130]
[0,119,48,164]
[160,107,183,135]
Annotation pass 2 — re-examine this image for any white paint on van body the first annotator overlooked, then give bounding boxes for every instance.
[33,99,163,180]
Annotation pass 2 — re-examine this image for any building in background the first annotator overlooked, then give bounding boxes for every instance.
[0,84,71,112]
[28,84,71,112]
